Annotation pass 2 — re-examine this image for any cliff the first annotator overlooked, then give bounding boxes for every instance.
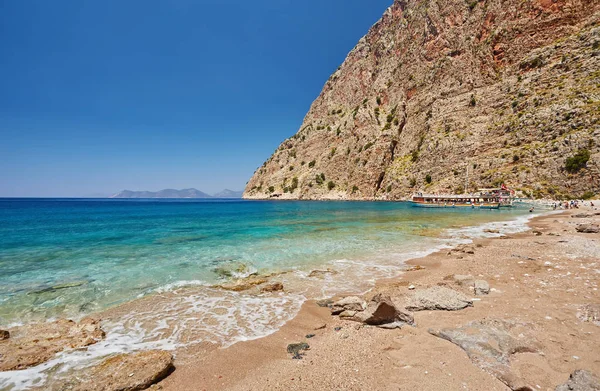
[244,0,600,200]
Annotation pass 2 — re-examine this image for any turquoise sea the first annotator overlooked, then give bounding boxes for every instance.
[0,198,537,389]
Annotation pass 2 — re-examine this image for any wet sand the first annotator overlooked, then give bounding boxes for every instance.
[157,209,600,391]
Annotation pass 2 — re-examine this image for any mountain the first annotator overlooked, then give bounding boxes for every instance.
[244,0,599,201]
[213,189,244,198]
[110,188,213,198]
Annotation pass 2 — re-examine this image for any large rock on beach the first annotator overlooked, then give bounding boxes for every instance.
[331,296,366,315]
[555,370,600,391]
[576,224,600,233]
[430,319,540,391]
[405,286,473,311]
[214,275,268,292]
[0,318,105,371]
[44,350,174,391]
[0,330,9,340]
[354,294,415,328]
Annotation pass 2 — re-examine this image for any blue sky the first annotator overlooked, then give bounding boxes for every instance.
[0,0,391,197]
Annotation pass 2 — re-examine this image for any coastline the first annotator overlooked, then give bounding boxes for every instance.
[157,208,600,391]
[1,205,598,390]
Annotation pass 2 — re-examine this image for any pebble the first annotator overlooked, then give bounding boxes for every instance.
[408,285,416,290]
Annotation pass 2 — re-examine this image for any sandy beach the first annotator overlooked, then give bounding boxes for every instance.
[153,208,600,391]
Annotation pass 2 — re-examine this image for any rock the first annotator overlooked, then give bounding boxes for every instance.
[339,310,357,318]
[353,294,414,328]
[0,318,105,371]
[305,333,315,339]
[334,326,342,331]
[429,319,540,391]
[308,268,338,278]
[484,229,500,234]
[576,224,600,233]
[331,296,366,315]
[314,323,327,330]
[214,276,268,291]
[213,261,254,278]
[405,265,425,272]
[452,274,475,287]
[316,299,334,308]
[474,280,490,295]
[405,286,473,311]
[260,282,284,292]
[555,370,600,391]
[452,244,475,254]
[287,343,310,359]
[408,284,416,290]
[577,304,600,326]
[572,214,594,218]
[0,329,9,340]
[45,350,174,391]
[532,230,543,236]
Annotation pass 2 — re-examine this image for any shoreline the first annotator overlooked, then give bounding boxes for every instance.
[157,208,600,391]
[1,206,598,390]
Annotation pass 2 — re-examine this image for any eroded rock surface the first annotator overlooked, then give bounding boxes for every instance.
[354,294,415,328]
[405,286,473,311]
[331,296,367,315]
[429,319,540,391]
[44,350,174,391]
[0,318,105,371]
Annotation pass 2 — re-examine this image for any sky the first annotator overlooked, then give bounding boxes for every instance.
[0,0,392,197]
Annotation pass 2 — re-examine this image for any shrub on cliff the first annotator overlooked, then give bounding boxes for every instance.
[565,149,590,173]
[327,181,335,190]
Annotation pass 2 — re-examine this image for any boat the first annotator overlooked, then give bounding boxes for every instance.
[411,179,515,209]
[411,193,501,209]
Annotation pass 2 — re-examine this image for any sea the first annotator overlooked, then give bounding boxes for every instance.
[0,198,538,389]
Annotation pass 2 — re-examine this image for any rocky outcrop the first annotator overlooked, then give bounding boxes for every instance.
[0,318,105,371]
[43,350,174,391]
[405,286,473,311]
[244,0,600,201]
[555,370,600,391]
[430,319,540,391]
[331,294,414,328]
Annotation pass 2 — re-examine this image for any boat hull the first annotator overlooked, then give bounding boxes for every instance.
[411,202,500,210]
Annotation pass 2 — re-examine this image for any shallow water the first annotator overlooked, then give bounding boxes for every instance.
[0,198,537,390]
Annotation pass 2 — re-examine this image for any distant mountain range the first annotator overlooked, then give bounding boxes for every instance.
[110,188,243,199]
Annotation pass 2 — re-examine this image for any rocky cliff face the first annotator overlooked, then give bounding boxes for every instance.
[244,0,600,200]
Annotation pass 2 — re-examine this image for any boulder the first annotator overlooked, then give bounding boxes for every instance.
[0,329,9,340]
[474,280,490,295]
[555,370,600,391]
[44,350,174,391]
[214,276,268,291]
[405,286,473,311]
[430,319,540,391]
[0,318,105,371]
[576,224,600,233]
[260,282,284,292]
[353,294,414,328]
[331,296,366,315]
[316,299,334,308]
